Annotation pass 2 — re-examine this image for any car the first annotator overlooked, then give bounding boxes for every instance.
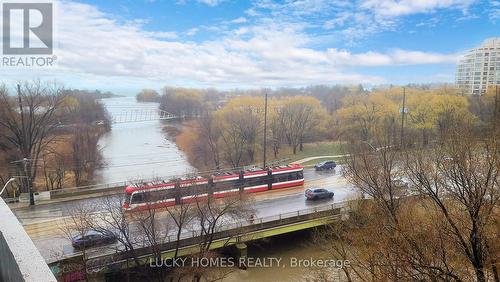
[305,188,334,200]
[392,179,409,189]
[71,230,117,249]
[314,160,336,171]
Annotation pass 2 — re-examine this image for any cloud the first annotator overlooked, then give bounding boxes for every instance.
[489,0,500,21]
[147,31,178,39]
[231,17,247,24]
[196,0,224,7]
[185,28,199,36]
[359,0,475,17]
[1,1,460,89]
[325,49,458,67]
[251,0,484,44]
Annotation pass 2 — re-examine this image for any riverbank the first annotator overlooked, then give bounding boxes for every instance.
[168,120,346,170]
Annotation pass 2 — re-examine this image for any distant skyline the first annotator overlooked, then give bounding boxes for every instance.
[0,0,499,95]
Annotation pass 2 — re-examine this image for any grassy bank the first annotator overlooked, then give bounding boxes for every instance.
[264,141,347,164]
[299,156,345,167]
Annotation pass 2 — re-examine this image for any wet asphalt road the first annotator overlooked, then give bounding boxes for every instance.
[15,167,359,260]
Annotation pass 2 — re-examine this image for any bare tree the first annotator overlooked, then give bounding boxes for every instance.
[0,81,66,202]
[188,194,254,282]
[404,128,499,282]
[343,138,405,221]
[89,196,143,269]
[194,194,254,255]
[72,125,101,186]
[196,113,222,170]
[42,150,66,190]
[165,202,195,259]
[60,203,95,282]
[132,206,170,282]
[280,97,323,154]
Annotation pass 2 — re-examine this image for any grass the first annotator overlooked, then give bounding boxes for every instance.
[263,141,347,164]
[300,156,346,167]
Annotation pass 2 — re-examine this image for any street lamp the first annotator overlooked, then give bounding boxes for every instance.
[0,178,16,197]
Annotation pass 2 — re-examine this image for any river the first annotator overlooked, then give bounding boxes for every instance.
[94,96,193,184]
[94,96,341,281]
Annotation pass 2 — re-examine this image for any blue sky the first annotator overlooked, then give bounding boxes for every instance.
[1,0,499,95]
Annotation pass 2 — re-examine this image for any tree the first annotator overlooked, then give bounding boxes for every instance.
[42,149,67,190]
[0,81,66,203]
[337,123,499,281]
[335,93,398,142]
[72,126,101,186]
[136,89,160,103]
[190,194,254,282]
[60,202,95,282]
[160,87,205,117]
[404,128,499,282]
[218,96,263,164]
[279,96,327,154]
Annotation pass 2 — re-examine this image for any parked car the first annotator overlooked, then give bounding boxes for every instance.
[305,188,334,200]
[392,179,409,189]
[314,160,336,171]
[72,231,117,249]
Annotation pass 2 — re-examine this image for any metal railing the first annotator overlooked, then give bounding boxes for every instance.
[82,202,346,271]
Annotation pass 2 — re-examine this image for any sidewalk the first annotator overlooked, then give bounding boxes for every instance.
[291,154,348,165]
[7,190,121,210]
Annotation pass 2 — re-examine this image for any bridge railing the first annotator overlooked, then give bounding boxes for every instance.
[49,181,128,198]
[82,202,346,272]
[172,202,343,242]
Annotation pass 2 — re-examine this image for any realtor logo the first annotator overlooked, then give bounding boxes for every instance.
[2,3,53,55]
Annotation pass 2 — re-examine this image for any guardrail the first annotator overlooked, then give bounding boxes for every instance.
[81,203,345,272]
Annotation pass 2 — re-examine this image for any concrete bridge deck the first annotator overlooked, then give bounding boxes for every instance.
[49,203,346,277]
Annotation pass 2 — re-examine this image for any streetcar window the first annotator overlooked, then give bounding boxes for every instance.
[214,180,239,192]
[131,192,145,204]
[180,183,208,197]
[243,175,268,187]
[272,171,303,183]
[150,188,174,201]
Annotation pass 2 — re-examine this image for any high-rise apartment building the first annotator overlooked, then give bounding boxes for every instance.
[456,38,500,95]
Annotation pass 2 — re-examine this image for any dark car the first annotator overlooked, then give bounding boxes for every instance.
[305,188,334,200]
[72,231,117,249]
[314,160,336,171]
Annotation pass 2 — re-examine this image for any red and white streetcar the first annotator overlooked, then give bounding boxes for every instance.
[123,164,304,211]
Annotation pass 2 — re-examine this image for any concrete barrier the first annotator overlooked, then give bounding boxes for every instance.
[19,191,51,202]
[0,198,56,281]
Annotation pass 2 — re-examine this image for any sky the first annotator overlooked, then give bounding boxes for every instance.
[0,0,499,95]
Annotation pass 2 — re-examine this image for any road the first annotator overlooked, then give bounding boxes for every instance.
[14,167,359,260]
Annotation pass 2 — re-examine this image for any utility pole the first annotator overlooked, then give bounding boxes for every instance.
[23,158,35,206]
[263,92,268,168]
[400,87,406,148]
[11,158,35,205]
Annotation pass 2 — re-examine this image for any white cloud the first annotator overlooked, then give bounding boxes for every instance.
[147,31,178,39]
[231,17,247,24]
[359,0,475,17]
[489,0,500,21]
[1,1,460,89]
[185,28,199,36]
[325,49,458,67]
[196,0,224,7]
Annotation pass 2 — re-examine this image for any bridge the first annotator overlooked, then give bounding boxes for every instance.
[48,203,347,278]
[111,108,177,123]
